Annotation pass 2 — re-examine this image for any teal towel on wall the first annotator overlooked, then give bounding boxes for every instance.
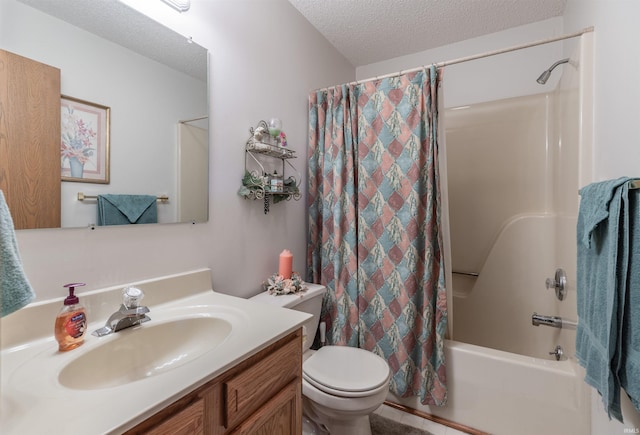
[576,176,640,421]
[0,190,36,317]
[97,194,158,226]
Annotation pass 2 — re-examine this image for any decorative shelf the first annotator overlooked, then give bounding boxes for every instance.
[239,121,301,214]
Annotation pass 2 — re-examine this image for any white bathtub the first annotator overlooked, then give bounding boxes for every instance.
[390,339,591,435]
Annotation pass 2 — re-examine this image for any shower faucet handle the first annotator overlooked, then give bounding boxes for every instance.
[545,268,567,301]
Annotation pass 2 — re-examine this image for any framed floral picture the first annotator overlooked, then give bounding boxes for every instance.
[60,95,110,183]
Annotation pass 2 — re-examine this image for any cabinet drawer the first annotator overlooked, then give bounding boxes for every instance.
[224,334,301,429]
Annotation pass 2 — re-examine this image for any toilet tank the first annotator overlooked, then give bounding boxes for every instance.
[250,283,326,351]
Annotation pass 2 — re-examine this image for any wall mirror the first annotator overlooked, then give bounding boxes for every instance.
[4,0,209,229]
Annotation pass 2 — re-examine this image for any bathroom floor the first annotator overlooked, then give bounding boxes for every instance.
[373,404,472,435]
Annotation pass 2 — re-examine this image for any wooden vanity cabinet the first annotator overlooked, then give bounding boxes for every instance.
[125,328,302,435]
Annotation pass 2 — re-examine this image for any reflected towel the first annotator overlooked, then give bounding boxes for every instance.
[576,177,631,421]
[0,190,36,317]
[97,194,158,226]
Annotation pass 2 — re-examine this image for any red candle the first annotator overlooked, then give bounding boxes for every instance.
[279,249,293,279]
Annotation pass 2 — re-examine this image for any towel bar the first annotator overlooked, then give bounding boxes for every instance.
[77,193,169,202]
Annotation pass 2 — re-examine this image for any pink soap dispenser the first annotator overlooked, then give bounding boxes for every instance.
[54,283,87,351]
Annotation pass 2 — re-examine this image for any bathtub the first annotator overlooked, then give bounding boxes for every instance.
[434,215,589,434]
[389,339,591,435]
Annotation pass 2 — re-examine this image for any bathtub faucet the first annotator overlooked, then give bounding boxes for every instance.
[531,312,577,330]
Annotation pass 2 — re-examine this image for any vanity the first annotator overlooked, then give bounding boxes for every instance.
[0,269,310,434]
[127,329,302,434]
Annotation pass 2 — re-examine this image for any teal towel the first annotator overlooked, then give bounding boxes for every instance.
[0,190,36,317]
[619,186,640,412]
[576,177,629,421]
[575,177,640,421]
[97,194,158,226]
[578,177,631,248]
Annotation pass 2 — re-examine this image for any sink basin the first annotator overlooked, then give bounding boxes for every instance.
[58,317,232,390]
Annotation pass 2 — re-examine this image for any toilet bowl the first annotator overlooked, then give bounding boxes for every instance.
[302,345,390,435]
[249,285,391,435]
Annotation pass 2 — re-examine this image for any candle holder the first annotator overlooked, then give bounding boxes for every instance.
[263,272,307,295]
[268,118,282,143]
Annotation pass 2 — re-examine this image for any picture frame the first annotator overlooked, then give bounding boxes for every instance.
[60,95,110,184]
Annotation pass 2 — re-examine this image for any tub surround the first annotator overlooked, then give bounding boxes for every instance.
[0,269,310,434]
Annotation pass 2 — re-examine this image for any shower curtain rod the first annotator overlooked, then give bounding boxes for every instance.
[315,26,594,92]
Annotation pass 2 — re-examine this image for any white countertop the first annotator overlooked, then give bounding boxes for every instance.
[0,269,311,434]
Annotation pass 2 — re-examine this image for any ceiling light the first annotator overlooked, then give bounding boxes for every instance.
[160,0,190,12]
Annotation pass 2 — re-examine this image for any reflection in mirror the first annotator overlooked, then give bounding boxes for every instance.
[3,0,208,229]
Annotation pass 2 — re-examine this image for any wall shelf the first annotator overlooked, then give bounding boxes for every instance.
[239,121,301,214]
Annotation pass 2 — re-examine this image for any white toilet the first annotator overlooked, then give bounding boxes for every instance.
[250,284,390,435]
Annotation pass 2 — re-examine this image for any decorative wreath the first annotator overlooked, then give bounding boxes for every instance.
[264,272,307,295]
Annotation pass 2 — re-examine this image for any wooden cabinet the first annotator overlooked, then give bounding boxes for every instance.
[125,329,302,435]
[229,380,300,435]
[0,49,61,229]
[146,399,205,435]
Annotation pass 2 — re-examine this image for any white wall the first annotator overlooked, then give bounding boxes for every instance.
[563,1,640,432]
[564,0,640,182]
[356,18,564,109]
[1,0,353,302]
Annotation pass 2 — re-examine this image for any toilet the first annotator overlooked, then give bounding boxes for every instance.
[250,284,390,435]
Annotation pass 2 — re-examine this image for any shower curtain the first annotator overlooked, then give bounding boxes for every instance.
[307,67,447,405]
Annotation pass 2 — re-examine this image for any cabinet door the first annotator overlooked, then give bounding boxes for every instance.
[224,335,301,429]
[146,398,205,435]
[228,380,301,435]
[0,49,61,229]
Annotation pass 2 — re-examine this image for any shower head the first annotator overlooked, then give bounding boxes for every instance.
[536,58,570,84]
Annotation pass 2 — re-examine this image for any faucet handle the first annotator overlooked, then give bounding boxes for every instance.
[545,268,567,301]
[122,287,144,309]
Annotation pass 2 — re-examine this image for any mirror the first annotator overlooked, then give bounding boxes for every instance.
[4,0,208,228]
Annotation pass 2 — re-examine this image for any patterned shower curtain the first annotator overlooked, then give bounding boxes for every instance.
[307,67,448,405]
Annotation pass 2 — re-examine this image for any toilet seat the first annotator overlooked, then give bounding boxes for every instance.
[303,346,390,398]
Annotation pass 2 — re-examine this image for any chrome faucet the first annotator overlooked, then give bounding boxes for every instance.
[92,287,150,337]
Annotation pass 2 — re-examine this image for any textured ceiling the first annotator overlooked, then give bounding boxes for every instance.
[18,0,207,81]
[287,0,567,66]
[19,0,566,75]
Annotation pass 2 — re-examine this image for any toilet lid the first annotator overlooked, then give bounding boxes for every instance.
[303,346,390,396]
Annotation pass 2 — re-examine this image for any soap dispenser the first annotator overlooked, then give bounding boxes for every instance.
[54,283,87,351]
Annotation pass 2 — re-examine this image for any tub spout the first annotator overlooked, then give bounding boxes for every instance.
[531,313,577,329]
[532,313,562,328]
